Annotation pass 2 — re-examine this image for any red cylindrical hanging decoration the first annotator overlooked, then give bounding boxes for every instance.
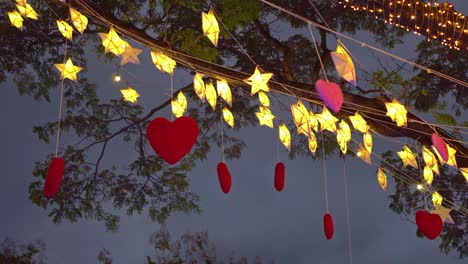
[323,213,334,240]
[217,162,232,194]
[43,157,65,198]
[274,162,285,192]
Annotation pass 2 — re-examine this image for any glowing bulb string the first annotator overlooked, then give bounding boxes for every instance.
[343,157,353,264]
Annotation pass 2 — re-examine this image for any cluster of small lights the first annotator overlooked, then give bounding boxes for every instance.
[339,0,467,50]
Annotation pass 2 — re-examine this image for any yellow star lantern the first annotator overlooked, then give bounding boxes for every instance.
[193,73,205,102]
[432,145,457,168]
[460,168,468,184]
[349,112,368,133]
[245,67,273,95]
[151,50,176,74]
[278,123,291,151]
[291,100,311,136]
[201,9,220,47]
[377,167,388,191]
[205,82,217,110]
[171,91,187,118]
[16,2,39,20]
[423,166,434,185]
[222,107,234,127]
[256,106,275,128]
[216,80,232,107]
[330,41,357,87]
[308,132,318,156]
[54,58,82,81]
[432,191,443,206]
[336,128,348,154]
[316,107,338,133]
[120,87,140,103]
[8,11,23,29]
[422,146,439,175]
[69,8,88,34]
[363,131,373,154]
[397,145,418,169]
[309,110,319,133]
[120,45,142,65]
[385,99,407,127]
[258,91,270,107]
[99,27,129,56]
[432,204,455,224]
[339,120,351,142]
[357,145,371,165]
[56,20,73,40]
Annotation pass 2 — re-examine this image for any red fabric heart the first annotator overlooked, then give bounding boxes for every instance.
[431,133,449,162]
[146,116,199,165]
[217,162,232,194]
[315,79,344,113]
[323,213,334,240]
[274,162,285,192]
[416,210,443,240]
[43,157,65,198]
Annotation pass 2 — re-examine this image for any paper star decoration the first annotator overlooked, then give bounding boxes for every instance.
[432,145,457,168]
[431,204,455,224]
[201,9,220,47]
[363,131,373,154]
[217,80,232,107]
[330,41,357,87]
[278,123,291,151]
[120,87,140,103]
[205,82,217,110]
[193,73,205,102]
[56,20,73,40]
[385,99,407,127]
[120,45,142,65]
[377,167,388,191]
[316,107,338,133]
[8,11,23,29]
[222,107,234,127]
[16,2,39,20]
[256,106,275,128]
[432,191,443,206]
[151,50,177,74]
[291,100,311,136]
[357,145,371,165]
[309,110,319,133]
[339,120,352,142]
[308,132,318,155]
[258,91,270,107]
[460,168,468,184]
[54,58,82,81]
[423,146,440,175]
[397,145,418,169]
[337,120,351,154]
[349,112,368,133]
[171,91,187,118]
[245,67,273,95]
[99,27,128,56]
[424,166,434,185]
[70,8,88,34]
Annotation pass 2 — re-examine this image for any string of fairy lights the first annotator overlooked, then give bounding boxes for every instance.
[6,0,468,230]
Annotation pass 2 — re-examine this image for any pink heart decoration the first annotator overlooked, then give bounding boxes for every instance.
[431,133,449,162]
[146,116,199,165]
[43,157,65,198]
[274,162,285,192]
[217,162,232,194]
[323,213,334,240]
[315,79,344,113]
[416,210,443,240]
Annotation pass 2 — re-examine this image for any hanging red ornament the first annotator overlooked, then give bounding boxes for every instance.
[146,116,199,165]
[431,133,449,162]
[274,162,285,192]
[323,213,334,240]
[217,162,232,194]
[415,210,443,240]
[315,79,344,113]
[43,157,65,198]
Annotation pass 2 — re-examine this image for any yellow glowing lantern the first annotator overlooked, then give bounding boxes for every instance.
[423,166,434,185]
[339,120,351,142]
[193,73,206,102]
[205,82,217,110]
[256,106,275,128]
[336,128,348,154]
[171,91,187,118]
[460,168,468,184]
[432,191,443,206]
[278,123,291,151]
[330,41,357,87]
[349,112,368,133]
[222,107,234,127]
[8,11,23,29]
[316,107,338,133]
[120,87,140,103]
[397,145,418,169]
[69,8,88,34]
[202,9,220,47]
[309,110,319,132]
[99,27,128,56]
[422,146,439,175]
[432,145,457,168]
[150,50,177,74]
[308,132,318,155]
[291,100,311,136]
[363,131,373,154]
[56,20,73,40]
[54,58,82,81]
[377,167,388,191]
[216,79,232,107]
[385,99,407,127]
[357,145,371,165]
[258,91,270,107]
[245,66,273,95]
[16,2,39,20]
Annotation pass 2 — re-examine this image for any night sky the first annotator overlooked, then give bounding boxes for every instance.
[1,1,467,263]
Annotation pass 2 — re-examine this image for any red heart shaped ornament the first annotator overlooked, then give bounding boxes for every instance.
[43,157,65,198]
[146,116,199,165]
[431,133,449,162]
[217,162,232,194]
[323,213,334,240]
[274,162,285,192]
[415,210,443,240]
[315,79,344,113]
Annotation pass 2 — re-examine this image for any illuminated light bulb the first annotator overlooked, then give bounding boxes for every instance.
[416,184,424,190]
[114,73,121,82]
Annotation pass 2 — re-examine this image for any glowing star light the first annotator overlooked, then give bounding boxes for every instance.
[349,112,368,133]
[424,166,434,185]
[291,100,311,136]
[397,145,418,169]
[245,66,273,95]
[423,146,439,175]
[460,168,468,184]
[278,123,291,151]
[217,80,232,107]
[385,99,407,127]
[202,9,220,47]
[54,58,82,81]
[256,106,275,128]
[363,131,373,154]
[205,82,217,110]
[258,91,270,107]
[432,191,443,206]
[120,45,142,65]
[70,8,88,34]
[151,51,176,74]
[432,204,455,224]
[316,107,338,133]
[8,11,23,29]
[16,2,39,20]
[171,91,187,118]
[377,167,388,191]
[222,107,234,127]
[193,73,206,102]
[56,20,73,40]
[336,128,348,154]
[331,41,356,87]
[120,87,139,103]
[357,145,371,165]
[99,27,128,56]
[308,132,318,156]
[432,145,457,168]
[339,120,351,142]
[309,110,319,132]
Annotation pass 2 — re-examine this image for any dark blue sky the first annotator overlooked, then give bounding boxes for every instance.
[1,1,467,263]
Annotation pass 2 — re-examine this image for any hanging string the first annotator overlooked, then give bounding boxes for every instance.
[220,102,225,162]
[170,72,174,121]
[321,132,329,213]
[307,24,329,82]
[276,131,280,163]
[343,158,353,264]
